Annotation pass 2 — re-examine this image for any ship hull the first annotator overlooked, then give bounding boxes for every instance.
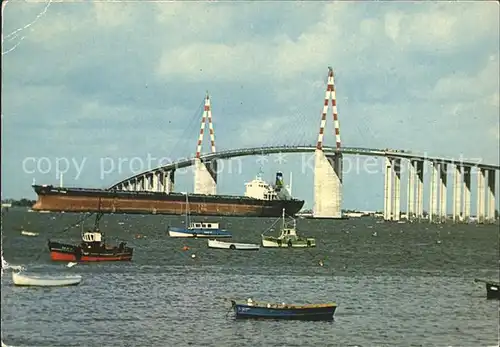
[48,241,133,262]
[32,185,305,217]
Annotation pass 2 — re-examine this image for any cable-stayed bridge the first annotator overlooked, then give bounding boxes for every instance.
[109,68,499,223]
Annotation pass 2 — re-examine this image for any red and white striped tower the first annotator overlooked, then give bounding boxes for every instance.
[195,92,217,158]
[316,67,341,151]
[314,67,343,219]
[194,92,218,195]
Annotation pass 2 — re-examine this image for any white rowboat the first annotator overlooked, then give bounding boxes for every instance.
[208,239,259,250]
[21,231,38,237]
[12,271,82,287]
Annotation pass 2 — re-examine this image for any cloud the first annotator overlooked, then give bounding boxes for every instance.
[1,1,498,210]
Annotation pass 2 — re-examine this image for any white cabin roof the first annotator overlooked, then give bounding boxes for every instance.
[189,222,219,229]
[82,232,102,242]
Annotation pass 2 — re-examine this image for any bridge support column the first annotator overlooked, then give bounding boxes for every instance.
[452,165,462,223]
[313,150,342,218]
[463,166,471,222]
[477,168,486,224]
[194,158,217,195]
[392,159,401,221]
[164,170,175,194]
[439,163,447,223]
[415,160,424,221]
[148,174,154,191]
[383,157,393,221]
[157,171,164,192]
[429,161,438,223]
[407,160,416,221]
[152,171,160,192]
[487,170,496,223]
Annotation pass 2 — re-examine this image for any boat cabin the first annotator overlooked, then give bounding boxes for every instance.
[82,231,103,243]
[188,222,220,230]
[279,227,298,239]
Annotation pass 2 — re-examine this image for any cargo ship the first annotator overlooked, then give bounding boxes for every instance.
[31,172,304,217]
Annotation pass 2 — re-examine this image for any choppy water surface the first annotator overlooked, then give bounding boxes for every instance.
[1,209,499,346]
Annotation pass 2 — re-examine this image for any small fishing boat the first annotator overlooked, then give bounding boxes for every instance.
[474,278,500,299]
[261,209,315,248]
[230,298,336,321]
[48,206,133,262]
[208,239,259,250]
[168,193,232,238]
[12,271,82,287]
[21,230,38,237]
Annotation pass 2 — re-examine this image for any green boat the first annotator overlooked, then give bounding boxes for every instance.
[261,209,316,248]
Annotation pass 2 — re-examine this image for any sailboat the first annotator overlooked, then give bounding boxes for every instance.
[167,193,232,238]
[47,199,133,262]
[261,209,316,248]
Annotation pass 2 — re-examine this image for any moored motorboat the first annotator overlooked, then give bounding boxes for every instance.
[48,211,133,262]
[474,278,500,299]
[230,298,336,321]
[168,222,232,238]
[168,193,232,238]
[261,209,316,248]
[12,271,82,287]
[208,239,259,250]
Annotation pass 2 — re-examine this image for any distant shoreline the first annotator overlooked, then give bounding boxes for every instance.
[1,199,36,208]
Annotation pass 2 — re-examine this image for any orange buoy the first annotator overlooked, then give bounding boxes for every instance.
[182,246,190,251]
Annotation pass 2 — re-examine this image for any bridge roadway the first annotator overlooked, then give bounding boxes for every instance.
[109,145,500,189]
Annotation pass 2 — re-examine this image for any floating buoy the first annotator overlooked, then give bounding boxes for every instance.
[191,254,196,259]
[318,260,324,267]
[182,246,190,251]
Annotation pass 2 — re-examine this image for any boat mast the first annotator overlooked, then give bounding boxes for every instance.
[185,193,190,226]
[93,198,103,232]
[282,208,285,230]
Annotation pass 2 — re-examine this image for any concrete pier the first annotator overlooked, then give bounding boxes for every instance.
[415,160,424,220]
[392,158,401,221]
[477,168,486,224]
[164,170,175,193]
[487,169,496,223]
[152,171,160,192]
[452,165,462,223]
[383,157,393,221]
[439,163,447,223]
[407,160,416,220]
[194,158,217,195]
[429,161,439,223]
[462,166,471,222]
[313,150,342,218]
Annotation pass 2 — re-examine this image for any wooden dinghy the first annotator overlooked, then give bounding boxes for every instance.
[208,239,259,250]
[12,271,82,287]
[231,298,337,321]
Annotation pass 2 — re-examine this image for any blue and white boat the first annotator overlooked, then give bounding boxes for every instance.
[168,222,232,238]
[230,298,337,321]
[168,193,232,238]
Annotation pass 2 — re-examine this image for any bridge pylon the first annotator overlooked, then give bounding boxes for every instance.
[313,67,343,218]
[194,92,218,195]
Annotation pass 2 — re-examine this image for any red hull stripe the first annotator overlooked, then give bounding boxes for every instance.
[50,251,132,262]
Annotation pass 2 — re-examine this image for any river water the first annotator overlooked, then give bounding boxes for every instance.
[1,209,499,346]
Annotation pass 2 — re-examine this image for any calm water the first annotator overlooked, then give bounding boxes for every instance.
[1,209,499,347]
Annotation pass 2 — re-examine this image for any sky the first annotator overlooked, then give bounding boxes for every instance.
[2,1,499,212]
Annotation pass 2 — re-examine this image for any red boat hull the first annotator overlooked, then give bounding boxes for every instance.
[50,251,132,262]
[48,240,133,262]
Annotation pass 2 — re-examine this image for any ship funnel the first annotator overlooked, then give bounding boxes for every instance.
[275,171,284,188]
